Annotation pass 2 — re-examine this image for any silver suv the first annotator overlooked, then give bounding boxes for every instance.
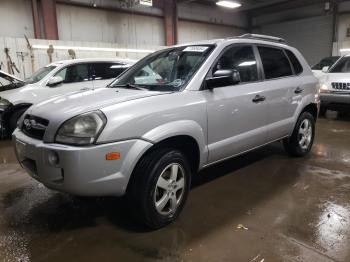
[13,34,320,229]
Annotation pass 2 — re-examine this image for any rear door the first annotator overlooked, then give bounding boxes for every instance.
[206,44,268,163]
[256,45,299,142]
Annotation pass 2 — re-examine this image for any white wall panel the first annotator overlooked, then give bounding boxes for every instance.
[0,0,34,38]
[56,4,165,46]
[178,21,245,44]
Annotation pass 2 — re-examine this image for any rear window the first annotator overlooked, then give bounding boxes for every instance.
[285,49,303,75]
[258,46,293,79]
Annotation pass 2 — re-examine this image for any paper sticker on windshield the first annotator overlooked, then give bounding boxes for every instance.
[183,46,209,52]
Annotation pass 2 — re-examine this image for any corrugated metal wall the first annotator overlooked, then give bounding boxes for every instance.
[178,21,245,43]
[256,16,333,65]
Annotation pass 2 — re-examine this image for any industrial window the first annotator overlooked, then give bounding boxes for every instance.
[258,46,293,79]
[215,45,258,83]
[285,49,303,75]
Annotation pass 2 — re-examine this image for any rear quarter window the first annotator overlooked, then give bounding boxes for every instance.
[285,49,303,75]
[258,46,293,79]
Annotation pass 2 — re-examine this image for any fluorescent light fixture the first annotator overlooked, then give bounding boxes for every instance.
[31,44,154,54]
[216,1,241,9]
[340,48,350,53]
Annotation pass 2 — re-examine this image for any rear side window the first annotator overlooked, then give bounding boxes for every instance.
[285,49,303,75]
[92,63,129,80]
[258,46,293,79]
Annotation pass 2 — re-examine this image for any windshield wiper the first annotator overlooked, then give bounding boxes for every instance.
[111,83,147,90]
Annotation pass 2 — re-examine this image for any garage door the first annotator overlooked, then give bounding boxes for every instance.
[257,16,333,65]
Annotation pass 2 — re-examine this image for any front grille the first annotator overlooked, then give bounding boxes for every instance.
[331,82,350,91]
[22,115,49,140]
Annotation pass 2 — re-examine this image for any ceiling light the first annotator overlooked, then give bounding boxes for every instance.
[216,1,241,9]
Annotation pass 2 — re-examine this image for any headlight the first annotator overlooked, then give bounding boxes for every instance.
[55,111,107,145]
[0,98,11,109]
[320,84,330,93]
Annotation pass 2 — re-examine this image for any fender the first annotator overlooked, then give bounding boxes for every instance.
[142,120,208,168]
[2,103,32,137]
[289,92,319,136]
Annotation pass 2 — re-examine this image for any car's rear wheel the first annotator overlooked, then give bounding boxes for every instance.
[283,112,315,157]
[128,148,191,229]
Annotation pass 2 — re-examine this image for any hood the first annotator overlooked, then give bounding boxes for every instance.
[26,87,169,141]
[0,83,43,104]
[0,70,25,92]
[323,73,350,83]
[0,70,24,83]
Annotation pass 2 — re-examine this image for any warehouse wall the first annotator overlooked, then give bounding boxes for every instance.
[56,4,165,46]
[0,0,34,38]
[253,3,333,65]
[0,37,161,80]
[178,21,244,43]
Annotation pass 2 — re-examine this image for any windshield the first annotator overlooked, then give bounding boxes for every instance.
[25,65,57,84]
[110,45,214,91]
[329,56,350,73]
[312,56,340,70]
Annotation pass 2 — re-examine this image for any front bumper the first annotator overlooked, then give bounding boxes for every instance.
[13,129,153,196]
[320,92,350,110]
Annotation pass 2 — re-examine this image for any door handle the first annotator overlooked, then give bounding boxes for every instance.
[252,95,266,103]
[294,87,304,94]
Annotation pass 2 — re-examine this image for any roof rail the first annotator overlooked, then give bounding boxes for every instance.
[238,34,287,44]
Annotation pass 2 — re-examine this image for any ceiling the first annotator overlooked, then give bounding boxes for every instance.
[176,0,328,13]
[177,0,292,11]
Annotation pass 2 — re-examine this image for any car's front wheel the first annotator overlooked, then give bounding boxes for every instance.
[128,148,191,229]
[283,111,315,157]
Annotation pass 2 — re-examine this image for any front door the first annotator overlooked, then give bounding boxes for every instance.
[206,44,268,163]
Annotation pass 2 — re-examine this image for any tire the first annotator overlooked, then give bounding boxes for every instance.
[319,106,327,116]
[128,148,191,229]
[283,112,315,157]
[8,108,27,136]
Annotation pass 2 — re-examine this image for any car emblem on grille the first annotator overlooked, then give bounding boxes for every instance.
[23,119,46,130]
[23,119,33,130]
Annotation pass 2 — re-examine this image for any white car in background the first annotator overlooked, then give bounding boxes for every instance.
[311,56,340,79]
[319,55,350,113]
[0,58,135,137]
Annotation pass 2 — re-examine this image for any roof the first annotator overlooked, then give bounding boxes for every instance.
[47,58,137,67]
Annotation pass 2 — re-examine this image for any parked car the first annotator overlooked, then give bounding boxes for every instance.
[13,34,319,229]
[0,58,134,138]
[0,70,25,92]
[312,56,340,78]
[318,54,350,113]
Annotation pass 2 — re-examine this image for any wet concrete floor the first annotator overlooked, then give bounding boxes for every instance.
[0,113,350,262]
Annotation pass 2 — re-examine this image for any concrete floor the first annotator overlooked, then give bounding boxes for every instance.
[0,113,350,262]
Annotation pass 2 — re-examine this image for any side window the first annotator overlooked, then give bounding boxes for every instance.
[258,46,293,79]
[285,49,303,75]
[92,63,128,80]
[215,45,258,83]
[56,64,89,83]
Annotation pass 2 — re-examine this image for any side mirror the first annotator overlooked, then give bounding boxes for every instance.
[47,76,63,87]
[205,69,241,89]
[322,66,329,73]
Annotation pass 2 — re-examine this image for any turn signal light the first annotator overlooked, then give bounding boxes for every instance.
[106,152,121,160]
